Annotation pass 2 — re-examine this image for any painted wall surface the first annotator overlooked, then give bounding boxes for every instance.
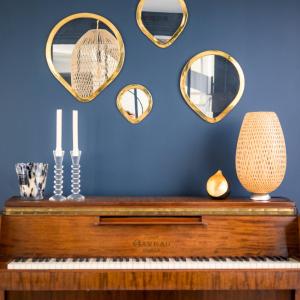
[0,0,299,207]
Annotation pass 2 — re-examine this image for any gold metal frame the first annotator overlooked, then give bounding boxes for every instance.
[4,206,295,216]
[45,13,125,103]
[180,50,245,123]
[116,84,153,124]
[136,0,188,48]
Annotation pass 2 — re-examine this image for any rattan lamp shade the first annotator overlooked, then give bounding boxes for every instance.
[235,112,286,201]
[71,29,120,99]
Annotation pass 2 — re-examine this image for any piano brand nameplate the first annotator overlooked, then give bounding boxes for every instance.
[3,197,297,216]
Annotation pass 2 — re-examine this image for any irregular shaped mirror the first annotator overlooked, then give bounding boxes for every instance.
[180,50,245,123]
[46,13,125,102]
[117,84,153,124]
[136,0,188,48]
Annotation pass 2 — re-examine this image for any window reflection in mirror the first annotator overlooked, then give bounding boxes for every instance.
[117,85,153,124]
[141,0,183,44]
[137,0,188,48]
[185,55,240,118]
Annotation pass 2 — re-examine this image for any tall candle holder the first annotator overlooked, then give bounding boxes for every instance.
[67,150,85,201]
[49,151,66,201]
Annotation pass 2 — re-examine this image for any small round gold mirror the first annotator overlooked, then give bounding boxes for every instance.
[117,84,153,124]
[136,0,188,48]
[180,50,245,123]
[46,13,125,103]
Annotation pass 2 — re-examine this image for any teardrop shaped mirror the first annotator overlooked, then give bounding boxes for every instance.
[180,50,245,123]
[117,84,153,124]
[46,13,125,102]
[136,0,188,48]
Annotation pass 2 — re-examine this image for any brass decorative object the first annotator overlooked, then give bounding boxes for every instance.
[180,50,245,123]
[45,13,125,102]
[206,170,230,199]
[117,84,153,124]
[136,0,188,48]
[236,112,287,201]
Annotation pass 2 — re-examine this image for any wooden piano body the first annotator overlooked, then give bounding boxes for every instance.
[0,196,300,300]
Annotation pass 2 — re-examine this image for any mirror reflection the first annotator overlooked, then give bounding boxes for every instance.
[117,84,153,124]
[137,0,188,48]
[180,51,245,123]
[46,13,125,102]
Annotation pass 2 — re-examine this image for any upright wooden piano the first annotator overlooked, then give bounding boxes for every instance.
[0,196,300,300]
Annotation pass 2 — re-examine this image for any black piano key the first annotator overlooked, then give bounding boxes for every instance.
[142,258,146,262]
[32,258,38,262]
[113,258,117,262]
[267,256,276,261]
[279,256,288,261]
[259,257,267,261]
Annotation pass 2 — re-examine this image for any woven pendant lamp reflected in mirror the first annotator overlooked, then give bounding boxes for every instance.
[235,112,287,201]
[71,20,120,99]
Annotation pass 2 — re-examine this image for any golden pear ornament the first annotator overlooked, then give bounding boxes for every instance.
[206,170,230,199]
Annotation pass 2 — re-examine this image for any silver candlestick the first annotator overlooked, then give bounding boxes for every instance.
[50,151,66,201]
[67,150,84,201]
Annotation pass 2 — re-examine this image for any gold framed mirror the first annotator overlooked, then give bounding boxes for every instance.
[116,84,153,124]
[46,13,125,103]
[136,0,188,48]
[180,50,245,123]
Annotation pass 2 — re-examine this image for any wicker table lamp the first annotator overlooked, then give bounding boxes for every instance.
[71,23,120,99]
[235,112,286,201]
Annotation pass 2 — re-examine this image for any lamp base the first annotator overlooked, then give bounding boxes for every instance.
[250,193,271,201]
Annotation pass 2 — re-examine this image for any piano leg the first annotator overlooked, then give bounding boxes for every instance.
[0,291,4,300]
[294,290,300,300]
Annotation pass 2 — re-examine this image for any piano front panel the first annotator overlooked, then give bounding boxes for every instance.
[5,290,293,300]
[0,215,298,258]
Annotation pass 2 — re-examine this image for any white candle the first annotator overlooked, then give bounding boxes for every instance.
[72,110,79,156]
[55,109,63,156]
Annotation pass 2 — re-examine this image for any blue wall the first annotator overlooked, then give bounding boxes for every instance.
[0,0,300,207]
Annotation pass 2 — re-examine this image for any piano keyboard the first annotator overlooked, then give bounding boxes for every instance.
[7,256,300,270]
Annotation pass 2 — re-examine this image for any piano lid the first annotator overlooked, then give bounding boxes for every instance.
[3,197,297,216]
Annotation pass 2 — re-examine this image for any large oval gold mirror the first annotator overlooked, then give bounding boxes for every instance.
[117,84,153,124]
[180,50,245,123]
[136,0,188,48]
[46,13,125,103]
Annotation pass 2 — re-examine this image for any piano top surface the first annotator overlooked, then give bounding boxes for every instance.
[4,196,296,216]
[5,196,295,207]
